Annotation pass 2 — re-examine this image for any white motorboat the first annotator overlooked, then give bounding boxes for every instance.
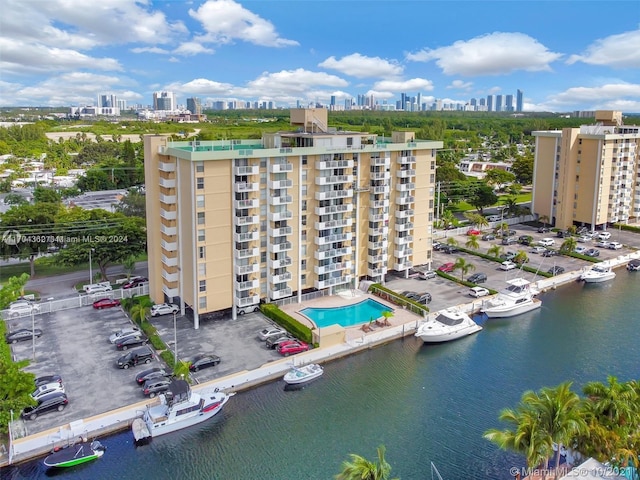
[580,263,616,283]
[133,380,233,439]
[415,308,482,343]
[283,363,324,385]
[481,278,541,318]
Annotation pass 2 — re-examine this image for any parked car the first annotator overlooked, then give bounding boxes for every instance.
[500,261,518,271]
[530,246,547,254]
[441,245,459,254]
[469,287,490,298]
[142,377,172,398]
[597,231,612,240]
[35,375,62,388]
[538,238,555,247]
[21,392,68,421]
[93,298,121,309]
[574,246,588,255]
[500,251,517,261]
[84,283,113,294]
[542,249,558,257]
[585,248,600,257]
[417,293,432,305]
[518,235,533,245]
[556,230,570,238]
[486,215,501,222]
[576,226,588,235]
[577,235,592,243]
[135,367,171,385]
[594,240,610,248]
[401,291,420,301]
[467,228,481,236]
[627,259,640,271]
[537,226,550,233]
[607,242,623,250]
[418,270,437,280]
[481,233,496,241]
[31,382,65,401]
[150,303,179,317]
[109,327,141,344]
[266,334,296,349]
[8,302,41,317]
[437,263,455,273]
[116,346,154,369]
[258,327,287,341]
[547,266,565,276]
[122,277,148,289]
[5,328,43,344]
[277,341,310,357]
[432,241,443,251]
[189,354,221,372]
[501,236,517,245]
[116,335,148,351]
[467,272,487,284]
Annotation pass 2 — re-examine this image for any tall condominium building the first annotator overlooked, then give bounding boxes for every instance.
[516,89,524,112]
[505,95,514,112]
[186,97,202,116]
[144,109,442,328]
[153,91,176,111]
[532,111,640,230]
[495,95,503,112]
[487,95,494,112]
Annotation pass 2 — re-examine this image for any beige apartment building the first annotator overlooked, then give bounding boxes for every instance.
[144,109,442,328]
[532,111,640,231]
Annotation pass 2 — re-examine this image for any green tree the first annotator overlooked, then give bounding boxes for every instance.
[464,212,489,229]
[335,445,397,480]
[465,234,480,251]
[439,210,456,230]
[453,257,475,281]
[539,215,550,228]
[0,355,36,434]
[512,154,534,184]
[3,193,28,206]
[122,255,137,280]
[446,237,459,248]
[130,297,153,324]
[514,251,529,265]
[115,189,146,218]
[502,196,520,217]
[488,245,504,258]
[582,376,637,429]
[485,169,516,190]
[435,163,467,183]
[469,184,498,214]
[33,186,61,205]
[76,169,114,192]
[560,237,577,254]
[0,273,30,309]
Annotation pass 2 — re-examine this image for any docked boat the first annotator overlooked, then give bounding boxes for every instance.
[43,440,105,468]
[133,379,233,439]
[415,308,482,343]
[580,263,616,283]
[481,278,541,318]
[283,363,324,385]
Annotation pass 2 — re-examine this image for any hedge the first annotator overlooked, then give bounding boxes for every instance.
[456,246,554,278]
[614,223,640,235]
[260,303,313,343]
[435,270,499,294]
[368,283,429,315]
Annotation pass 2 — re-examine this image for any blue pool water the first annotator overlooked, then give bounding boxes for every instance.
[301,298,392,328]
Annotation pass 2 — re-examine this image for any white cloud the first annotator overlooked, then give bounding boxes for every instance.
[567,29,640,68]
[407,32,563,76]
[372,78,434,92]
[244,69,348,97]
[488,86,502,94]
[131,47,172,55]
[173,42,215,56]
[447,80,473,90]
[188,0,299,47]
[365,90,396,100]
[318,53,403,78]
[535,83,640,111]
[168,78,236,96]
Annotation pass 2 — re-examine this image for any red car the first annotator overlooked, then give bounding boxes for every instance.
[277,341,309,357]
[437,262,455,273]
[123,277,148,289]
[93,298,121,309]
[467,229,481,236]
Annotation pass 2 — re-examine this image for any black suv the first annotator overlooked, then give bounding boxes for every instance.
[518,235,533,245]
[142,378,172,398]
[467,273,487,284]
[22,392,68,420]
[116,346,154,369]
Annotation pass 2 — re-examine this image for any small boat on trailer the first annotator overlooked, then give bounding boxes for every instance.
[43,439,105,468]
[283,363,324,385]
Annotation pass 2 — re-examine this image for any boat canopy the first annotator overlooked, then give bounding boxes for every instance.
[168,380,190,403]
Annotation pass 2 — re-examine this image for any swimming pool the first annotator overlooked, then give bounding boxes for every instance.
[301,299,393,328]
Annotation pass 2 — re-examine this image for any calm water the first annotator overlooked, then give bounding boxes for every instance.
[3,271,639,480]
[301,298,392,327]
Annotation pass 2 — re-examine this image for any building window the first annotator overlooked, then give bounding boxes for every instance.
[302,185,307,196]
[198,263,206,276]
[301,215,307,226]
[301,229,307,241]
[301,155,307,165]
[199,246,206,259]
[199,280,206,292]
[197,229,205,242]
[197,178,204,189]
[196,161,204,173]
[260,158,267,168]
[302,170,307,182]
[301,274,306,284]
[197,212,205,224]
[302,200,307,211]
[199,297,207,309]
[301,259,306,270]
[196,195,205,208]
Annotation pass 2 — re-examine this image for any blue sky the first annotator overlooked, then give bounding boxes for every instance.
[1,0,639,111]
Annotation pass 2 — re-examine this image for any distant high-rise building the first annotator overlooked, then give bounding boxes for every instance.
[153,91,176,111]
[416,93,422,111]
[98,94,117,108]
[495,95,503,112]
[487,95,494,112]
[117,99,127,111]
[330,95,336,106]
[479,98,486,107]
[505,95,514,112]
[186,97,202,116]
[516,89,524,112]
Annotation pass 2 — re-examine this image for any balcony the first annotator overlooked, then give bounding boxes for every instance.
[315,159,353,170]
[271,272,292,283]
[394,235,413,245]
[370,171,390,181]
[394,248,413,258]
[371,185,389,194]
[396,182,416,192]
[398,156,416,165]
[369,226,389,237]
[269,195,293,206]
[268,179,293,189]
[367,267,387,277]
[159,193,176,204]
[315,189,353,201]
[314,261,352,275]
[396,195,415,205]
[161,254,178,267]
[235,182,259,193]
[235,263,259,275]
[160,208,177,220]
[159,161,175,172]
[235,279,259,291]
[315,218,352,230]
[395,209,414,219]
[268,226,293,237]
[315,204,353,215]
[367,240,388,250]
[237,295,260,307]
[396,169,416,178]
[314,233,352,245]
[160,224,177,236]
[368,212,389,222]
[394,261,413,271]
[268,210,293,222]
[162,269,179,282]
[314,247,352,260]
[234,165,259,176]
[158,177,175,189]
[269,242,292,253]
[315,275,351,290]
[315,175,354,186]
[161,239,177,251]
[234,231,259,242]
[372,157,390,166]
[269,256,292,269]
[235,215,259,226]
[235,198,259,209]
[367,254,386,263]
[236,247,259,259]
[268,162,293,173]
[271,287,292,300]
[371,199,389,208]
[162,285,179,298]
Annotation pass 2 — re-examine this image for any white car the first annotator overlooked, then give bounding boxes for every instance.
[530,246,546,254]
[150,304,179,317]
[468,287,490,298]
[577,235,592,243]
[418,270,437,280]
[597,231,612,240]
[500,261,518,271]
[594,240,610,248]
[31,382,65,401]
[83,281,112,293]
[109,327,142,344]
[258,327,287,341]
[537,238,555,247]
[8,302,41,317]
[607,241,623,250]
[574,246,588,254]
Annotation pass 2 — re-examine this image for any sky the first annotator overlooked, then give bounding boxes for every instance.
[1,0,639,112]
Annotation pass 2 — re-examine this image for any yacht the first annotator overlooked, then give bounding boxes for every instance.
[580,263,616,283]
[415,308,482,343]
[481,278,541,318]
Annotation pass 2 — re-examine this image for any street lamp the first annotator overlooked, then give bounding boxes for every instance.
[173,311,178,365]
[31,309,35,361]
[88,248,95,284]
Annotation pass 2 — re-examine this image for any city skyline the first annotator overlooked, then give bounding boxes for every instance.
[1,0,639,112]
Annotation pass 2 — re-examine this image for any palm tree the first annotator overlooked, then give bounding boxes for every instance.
[130,297,153,325]
[488,245,503,258]
[464,212,488,230]
[453,257,475,281]
[560,237,577,254]
[495,222,509,236]
[465,234,480,251]
[335,445,397,480]
[539,214,550,228]
[582,376,637,428]
[514,251,529,265]
[446,237,459,247]
[503,196,520,217]
[122,255,136,280]
[440,210,456,230]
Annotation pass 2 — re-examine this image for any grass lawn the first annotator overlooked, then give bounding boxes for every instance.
[449,192,532,213]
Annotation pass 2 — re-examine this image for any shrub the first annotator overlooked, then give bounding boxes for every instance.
[148,334,166,350]
[160,350,175,370]
[260,303,313,343]
[368,283,429,314]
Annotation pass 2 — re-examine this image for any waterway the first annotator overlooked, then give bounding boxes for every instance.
[3,270,639,480]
